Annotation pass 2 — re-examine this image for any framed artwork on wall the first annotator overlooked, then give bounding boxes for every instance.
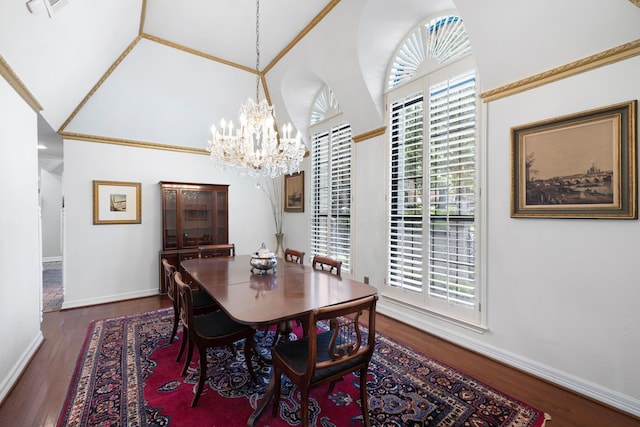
[284,172,304,212]
[511,100,637,219]
[93,180,142,224]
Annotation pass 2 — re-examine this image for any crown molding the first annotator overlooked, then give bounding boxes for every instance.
[352,126,386,143]
[59,37,141,133]
[141,33,256,75]
[139,0,147,34]
[0,55,42,112]
[60,132,209,155]
[60,131,311,160]
[481,39,640,102]
[264,0,341,74]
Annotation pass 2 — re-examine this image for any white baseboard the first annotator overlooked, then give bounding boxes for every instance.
[61,289,159,310]
[0,332,44,404]
[377,300,640,418]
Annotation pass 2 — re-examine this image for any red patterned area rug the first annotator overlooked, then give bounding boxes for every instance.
[57,308,550,426]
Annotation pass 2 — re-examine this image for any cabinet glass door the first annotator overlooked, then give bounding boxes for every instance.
[180,190,214,247]
[215,190,228,243]
[163,189,178,249]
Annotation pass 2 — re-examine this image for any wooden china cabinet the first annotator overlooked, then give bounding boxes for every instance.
[158,181,229,292]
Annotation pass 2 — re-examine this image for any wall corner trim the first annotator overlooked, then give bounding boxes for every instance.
[353,126,386,143]
[0,55,42,112]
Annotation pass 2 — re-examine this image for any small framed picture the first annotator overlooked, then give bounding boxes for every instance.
[511,101,636,219]
[284,172,304,212]
[93,180,142,224]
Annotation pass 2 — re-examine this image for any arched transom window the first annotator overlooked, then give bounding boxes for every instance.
[388,15,471,90]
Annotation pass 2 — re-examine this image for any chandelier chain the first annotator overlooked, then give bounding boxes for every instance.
[255,0,260,101]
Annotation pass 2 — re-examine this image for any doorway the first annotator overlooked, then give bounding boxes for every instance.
[38,113,64,312]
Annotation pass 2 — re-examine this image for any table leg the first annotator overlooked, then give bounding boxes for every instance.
[253,320,294,365]
[274,320,293,345]
[247,372,276,427]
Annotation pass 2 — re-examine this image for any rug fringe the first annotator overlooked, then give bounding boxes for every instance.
[541,412,552,426]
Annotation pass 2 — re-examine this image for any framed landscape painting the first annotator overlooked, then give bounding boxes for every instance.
[511,100,637,219]
[284,172,304,212]
[93,180,142,224]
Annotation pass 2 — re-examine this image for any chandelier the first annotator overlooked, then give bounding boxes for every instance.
[207,0,305,178]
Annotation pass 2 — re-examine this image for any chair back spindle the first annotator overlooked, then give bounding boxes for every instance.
[284,248,305,264]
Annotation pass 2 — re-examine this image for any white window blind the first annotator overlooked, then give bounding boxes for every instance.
[428,70,476,308]
[311,122,352,271]
[388,92,425,292]
[387,70,477,318]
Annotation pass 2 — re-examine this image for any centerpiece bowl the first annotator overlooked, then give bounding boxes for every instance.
[250,243,278,274]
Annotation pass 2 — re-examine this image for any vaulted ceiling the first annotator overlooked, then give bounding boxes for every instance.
[2,0,640,172]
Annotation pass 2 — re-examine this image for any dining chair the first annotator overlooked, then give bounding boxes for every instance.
[269,294,378,427]
[311,255,342,277]
[198,243,235,258]
[284,248,305,264]
[161,258,219,350]
[174,271,257,407]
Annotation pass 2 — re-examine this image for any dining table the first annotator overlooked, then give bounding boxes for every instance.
[180,254,378,426]
[181,254,377,328]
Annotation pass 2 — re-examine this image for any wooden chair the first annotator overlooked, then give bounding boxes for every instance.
[269,294,378,426]
[161,258,218,349]
[284,248,305,264]
[174,271,257,407]
[311,255,342,277]
[198,243,235,258]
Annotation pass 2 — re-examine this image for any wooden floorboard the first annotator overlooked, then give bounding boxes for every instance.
[0,296,637,427]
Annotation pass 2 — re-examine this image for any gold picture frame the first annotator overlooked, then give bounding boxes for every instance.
[511,100,636,219]
[93,180,142,224]
[284,172,304,212]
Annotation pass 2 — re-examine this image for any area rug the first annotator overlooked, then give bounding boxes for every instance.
[57,308,550,426]
[43,263,63,312]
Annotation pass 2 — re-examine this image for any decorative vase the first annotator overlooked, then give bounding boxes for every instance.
[275,233,285,259]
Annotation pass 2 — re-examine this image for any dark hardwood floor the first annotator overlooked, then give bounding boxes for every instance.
[0,296,637,426]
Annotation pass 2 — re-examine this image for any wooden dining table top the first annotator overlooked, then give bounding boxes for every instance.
[181,255,377,327]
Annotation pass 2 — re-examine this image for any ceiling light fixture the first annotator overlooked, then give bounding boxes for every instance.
[207,0,305,178]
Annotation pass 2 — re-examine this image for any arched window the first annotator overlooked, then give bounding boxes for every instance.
[310,85,342,124]
[309,87,351,272]
[386,14,481,325]
[388,15,472,89]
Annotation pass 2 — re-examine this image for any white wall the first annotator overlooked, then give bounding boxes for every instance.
[0,78,44,403]
[483,56,640,412]
[61,140,281,308]
[373,56,640,415]
[40,169,63,260]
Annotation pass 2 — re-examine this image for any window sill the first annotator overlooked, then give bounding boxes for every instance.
[379,291,488,335]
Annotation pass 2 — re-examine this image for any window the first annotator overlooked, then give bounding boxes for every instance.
[386,15,480,325]
[310,90,352,272]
